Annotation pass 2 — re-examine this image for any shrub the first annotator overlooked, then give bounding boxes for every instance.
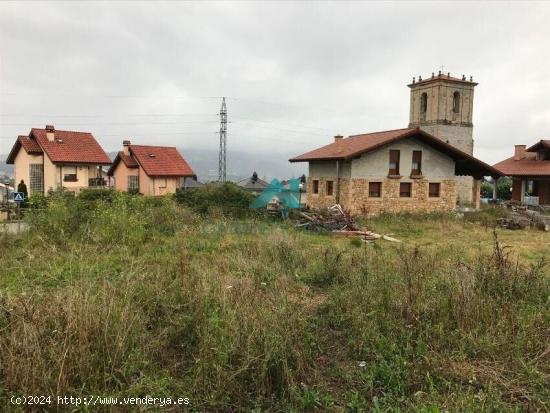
[174,183,258,218]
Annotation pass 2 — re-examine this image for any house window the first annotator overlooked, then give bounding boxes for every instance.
[420,93,428,114]
[326,180,334,196]
[429,183,440,198]
[369,182,381,197]
[29,164,44,194]
[411,151,422,176]
[312,180,319,194]
[452,91,460,113]
[128,175,139,192]
[63,166,77,182]
[389,150,400,175]
[400,182,412,197]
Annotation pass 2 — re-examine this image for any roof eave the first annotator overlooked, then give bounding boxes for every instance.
[407,79,478,88]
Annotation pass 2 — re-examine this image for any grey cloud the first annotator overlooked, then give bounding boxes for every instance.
[1,1,550,167]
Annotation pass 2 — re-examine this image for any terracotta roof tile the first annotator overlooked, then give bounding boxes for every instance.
[30,128,111,164]
[526,140,550,152]
[493,153,550,176]
[119,151,138,168]
[6,135,44,163]
[129,145,195,177]
[290,128,416,162]
[290,127,502,178]
[18,135,43,154]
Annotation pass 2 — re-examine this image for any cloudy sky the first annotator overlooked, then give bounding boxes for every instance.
[1,1,550,165]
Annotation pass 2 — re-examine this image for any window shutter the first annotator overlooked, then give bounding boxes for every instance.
[389,150,400,175]
[412,151,422,175]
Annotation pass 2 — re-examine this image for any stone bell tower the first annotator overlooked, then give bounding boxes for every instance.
[408,71,478,204]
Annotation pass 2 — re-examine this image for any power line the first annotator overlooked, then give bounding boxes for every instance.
[0,120,218,126]
[232,116,332,132]
[0,113,217,118]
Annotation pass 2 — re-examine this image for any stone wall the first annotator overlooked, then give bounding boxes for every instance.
[306,176,457,215]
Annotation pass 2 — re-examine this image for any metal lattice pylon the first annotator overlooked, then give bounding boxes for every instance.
[218,97,227,182]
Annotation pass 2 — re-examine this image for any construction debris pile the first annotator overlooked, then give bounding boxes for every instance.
[498,204,550,231]
[295,204,401,242]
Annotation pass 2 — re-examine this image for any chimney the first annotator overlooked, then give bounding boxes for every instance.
[123,139,131,156]
[514,145,526,161]
[45,124,55,141]
[334,135,344,152]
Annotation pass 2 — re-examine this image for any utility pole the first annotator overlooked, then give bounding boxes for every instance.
[218,97,227,182]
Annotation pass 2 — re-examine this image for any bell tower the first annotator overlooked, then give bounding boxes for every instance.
[408,71,478,203]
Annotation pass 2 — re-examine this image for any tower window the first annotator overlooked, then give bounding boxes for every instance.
[453,91,460,113]
[420,93,428,114]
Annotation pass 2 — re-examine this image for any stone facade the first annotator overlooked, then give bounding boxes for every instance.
[408,76,477,204]
[306,176,457,215]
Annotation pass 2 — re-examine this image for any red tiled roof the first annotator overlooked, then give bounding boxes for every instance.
[29,128,111,164]
[129,145,195,177]
[289,127,502,178]
[408,73,478,87]
[526,140,550,152]
[6,135,44,163]
[119,152,139,168]
[493,153,550,176]
[107,151,139,176]
[290,128,415,162]
[18,135,43,154]
[6,135,43,164]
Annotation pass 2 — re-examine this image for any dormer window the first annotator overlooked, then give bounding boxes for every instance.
[452,91,460,113]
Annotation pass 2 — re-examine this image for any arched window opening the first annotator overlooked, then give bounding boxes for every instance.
[452,91,460,113]
[420,93,428,114]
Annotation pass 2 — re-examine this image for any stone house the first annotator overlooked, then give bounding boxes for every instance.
[108,140,195,195]
[6,125,112,196]
[289,127,501,215]
[493,141,550,205]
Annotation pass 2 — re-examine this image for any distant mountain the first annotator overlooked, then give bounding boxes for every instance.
[1,148,306,182]
[0,154,13,176]
[178,148,306,182]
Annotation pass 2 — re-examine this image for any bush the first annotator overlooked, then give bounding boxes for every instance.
[174,183,258,218]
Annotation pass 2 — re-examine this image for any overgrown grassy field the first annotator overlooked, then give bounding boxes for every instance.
[0,190,548,412]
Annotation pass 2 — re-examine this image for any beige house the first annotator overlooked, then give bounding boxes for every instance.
[6,125,112,196]
[289,128,501,215]
[108,140,195,195]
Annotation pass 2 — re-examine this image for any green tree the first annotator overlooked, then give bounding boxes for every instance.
[497,176,512,200]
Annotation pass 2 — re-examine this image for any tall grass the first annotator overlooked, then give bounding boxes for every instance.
[0,194,548,411]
